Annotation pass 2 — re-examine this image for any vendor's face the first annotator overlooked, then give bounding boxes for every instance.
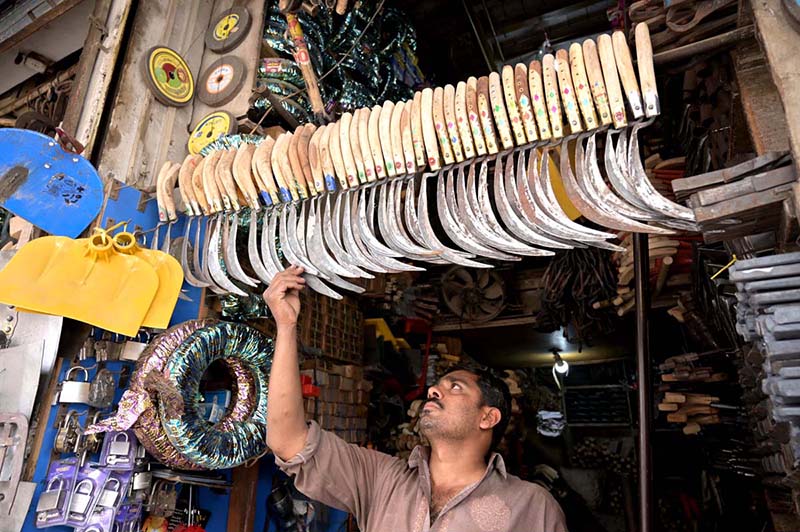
[419,370,487,442]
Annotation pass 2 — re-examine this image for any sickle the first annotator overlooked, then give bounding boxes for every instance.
[159,162,182,255]
[151,161,172,250]
[501,65,527,147]
[177,155,211,287]
[217,148,259,287]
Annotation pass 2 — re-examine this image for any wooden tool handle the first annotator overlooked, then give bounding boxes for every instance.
[191,158,210,215]
[379,100,397,176]
[433,87,454,164]
[154,162,169,223]
[527,61,552,140]
[232,144,260,209]
[597,34,627,128]
[400,100,416,173]
[635,22,659,117]
[466,77,487,155]
[488,72,514,149]
[502,65,527,146]
[287,132,310,199]
[179,154,202,215]
[568,43,598,130]
[285,14,325,115]
[335,0,347,15]
[476,76,499,154]
[541,55,563,139]
[357,108,377,181]
[612,30,644,119]
[348,108,367,184]
[582,39,612,126]
[328,122,350,190]
[299,124,317,193]
[270,135,293,202]
[308,125,326,194]
[390,100,407,174]
[443,84,464,162]
[202,151,224,212]
[219,149,241,210]
[514,64,538,143]
[318,124,338,192]
[420,88,442,169]
[338,112,360,187]
[555,49,582,134]
[255,137,280,204]
[455,81,476,158]
[368,105,387,179]
[158,162,179,221]
[278,134,301,201]
[410,92,427,168]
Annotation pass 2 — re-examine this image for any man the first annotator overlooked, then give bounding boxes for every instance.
[264,266,567,532]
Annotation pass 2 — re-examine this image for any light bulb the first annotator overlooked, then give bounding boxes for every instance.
[554,359,569,375]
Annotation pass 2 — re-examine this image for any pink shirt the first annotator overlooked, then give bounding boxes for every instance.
[276,421,568,531]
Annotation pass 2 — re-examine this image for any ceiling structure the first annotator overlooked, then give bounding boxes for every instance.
[395,0,621,84]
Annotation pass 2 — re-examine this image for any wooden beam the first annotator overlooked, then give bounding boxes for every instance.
[226,463,261,532]
[0,0,85,55]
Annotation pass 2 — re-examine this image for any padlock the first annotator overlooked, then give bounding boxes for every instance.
[83,412,104,454]
[60,366,91,404]
[132,471,152,491]
[96,478,121,508]
[54,410,81,454]
[68,478,95,516]
[109,432,131,456]
[36,477,65,515]
[148,481,177,518]
[88,368,115,408]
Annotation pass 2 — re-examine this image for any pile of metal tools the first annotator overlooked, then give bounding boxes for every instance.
[157,23,696,300]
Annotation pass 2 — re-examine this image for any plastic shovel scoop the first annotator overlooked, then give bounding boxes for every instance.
[0,129,103,237]
[112,231,183,330]
[0,232,158,336]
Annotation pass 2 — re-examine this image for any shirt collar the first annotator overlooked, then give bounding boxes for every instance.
[407,446,508,480]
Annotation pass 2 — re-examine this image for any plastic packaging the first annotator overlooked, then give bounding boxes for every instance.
[99,430,138,470]
[35,458,78,528]
[66,465,110,528]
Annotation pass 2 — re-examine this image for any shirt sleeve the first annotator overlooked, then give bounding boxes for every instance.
[274,421,400,526]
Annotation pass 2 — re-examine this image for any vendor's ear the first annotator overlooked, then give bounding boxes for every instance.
[479,407,501,430]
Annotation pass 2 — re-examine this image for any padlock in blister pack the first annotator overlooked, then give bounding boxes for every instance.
[66,464,110,528]
[96,477,122,510]
[88,368,116,408]
[60,366,92,404]
[35,458,78,528]
[100,430,137,470]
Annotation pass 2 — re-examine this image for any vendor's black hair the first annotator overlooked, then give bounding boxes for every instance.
[440,364,512,454]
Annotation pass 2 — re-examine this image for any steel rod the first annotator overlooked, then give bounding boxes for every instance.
[633,232,652,532]
[653,26,754,65]
[461,0,494,72]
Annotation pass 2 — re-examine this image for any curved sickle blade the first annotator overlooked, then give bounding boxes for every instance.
[581,132,662,222]
[207,216,248,296]
[502,154,576,249]
[355,188,404,258]
[403,178,439,254]
[263,208,286,275]
[605,129,657,213]
[354,189,422,272]
[321,195,372,278]
[161,222,175,254]
[392,181,447,263]
[491,155,563,251]
[375,184,438,262]
[180,216,211,287]
[224,212,260,287]
[438,169,520,260]
[627,122,697,223]
[247,210,276,284]
[456,164,544,256]
[303,199,365,293]
[280,205,322,277]
[417,173,491,268]
[557,139,668,234]
[199,217,227,294]
[340,191,392,273]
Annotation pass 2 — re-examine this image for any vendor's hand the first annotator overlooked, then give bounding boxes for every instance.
[264,266,305,328]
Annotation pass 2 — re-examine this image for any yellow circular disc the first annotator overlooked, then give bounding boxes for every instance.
[143,46,194,106]
[188,111,236,155]
[214,14,240,40]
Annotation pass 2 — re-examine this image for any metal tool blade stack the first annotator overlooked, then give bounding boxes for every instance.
[731,252,800,478]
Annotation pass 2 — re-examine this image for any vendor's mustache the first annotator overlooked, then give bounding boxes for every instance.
[424,398,443,410]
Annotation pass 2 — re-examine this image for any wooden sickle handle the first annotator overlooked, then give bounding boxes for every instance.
[476,76,499,154]
[159,162,181,221]
[298,124,317,193]
[287,132,310,199]
[597,34,627,129]
[443,84,464,163]
[154,162,169,223]
[390,100,407,174]
[357,108,377,182]
[502,65,527,146]
[254,136,280,204]
[179,154,202,216]
[541,55,563,139]
[202,150,224,212]
[432,87,454,164]
[233,144,260,209]
[338,112,360,187]
[569,43,598,130]
[278,133,301,201]
[308,125,326,194]
[400,100,416,173]
[489,72,513,150]
[466,77,487,156]
[318,124,338,192]
[379,100,397,177]
[271,134,294,202]
[455,81,476,159]
[328,121,350,191]
[514,64,538,143]
[368,105,387,179]
[555,49,582,134]
[635,22,659,117]
[348,109,367,184]
[528,61,551,140]
[582,39,612,127]
[612,30,644,119]
[191,158,210,215]
[219,148,241,210]
[410,92,427,168]
[421,88,442,170]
